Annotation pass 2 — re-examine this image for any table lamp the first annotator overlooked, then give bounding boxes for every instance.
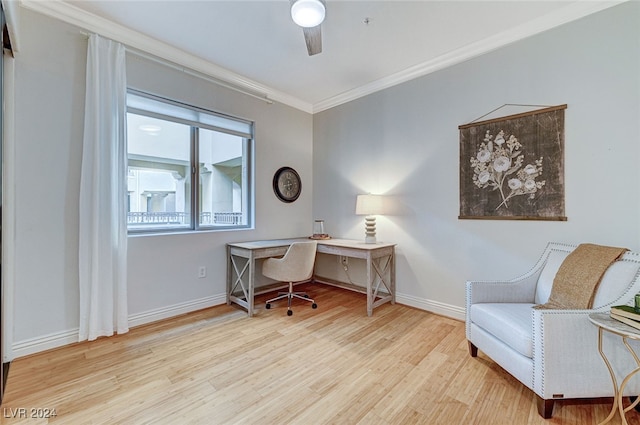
[355,194,383,244]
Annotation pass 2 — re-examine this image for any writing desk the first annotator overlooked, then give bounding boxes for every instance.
[226,238,396,317]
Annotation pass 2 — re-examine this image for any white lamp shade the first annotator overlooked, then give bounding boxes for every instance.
[355,194,383,216]
[291,0,326,28]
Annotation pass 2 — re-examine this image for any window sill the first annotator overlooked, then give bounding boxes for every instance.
[128,226,254,238]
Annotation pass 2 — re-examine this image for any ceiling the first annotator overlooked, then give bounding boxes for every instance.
[23,0,624,113]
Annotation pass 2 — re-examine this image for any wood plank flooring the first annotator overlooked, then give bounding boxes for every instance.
[1,284,638,424]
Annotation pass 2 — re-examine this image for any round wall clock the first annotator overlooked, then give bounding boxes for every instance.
[273,166,301,203]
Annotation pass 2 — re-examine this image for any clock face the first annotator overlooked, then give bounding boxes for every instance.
[273,167,301,203]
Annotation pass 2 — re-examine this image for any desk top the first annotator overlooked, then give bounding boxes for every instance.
[228,237,396,251]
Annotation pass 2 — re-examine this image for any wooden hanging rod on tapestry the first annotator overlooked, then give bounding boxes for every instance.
[459,104,567,130]
[458,215,568,221]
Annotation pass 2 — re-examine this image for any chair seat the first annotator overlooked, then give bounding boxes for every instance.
[469,303,534,358]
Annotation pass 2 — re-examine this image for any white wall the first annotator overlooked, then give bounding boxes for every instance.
[312,1,640,319]
[10,9,313,356]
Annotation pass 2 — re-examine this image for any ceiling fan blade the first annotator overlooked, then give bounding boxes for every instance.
[302,25,322,56]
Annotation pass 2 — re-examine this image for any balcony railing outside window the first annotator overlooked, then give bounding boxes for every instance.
[213,212,243,225]
[127,212,242,226]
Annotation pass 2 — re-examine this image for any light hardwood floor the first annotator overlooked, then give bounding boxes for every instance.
[1,284,638,424]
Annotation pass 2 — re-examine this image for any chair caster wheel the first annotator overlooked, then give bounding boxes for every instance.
[287,310,293,316]
[312,303,317,309]
[266,303,271,309]
[304,294,310,298]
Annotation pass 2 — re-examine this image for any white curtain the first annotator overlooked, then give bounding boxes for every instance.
[78,34,128,342]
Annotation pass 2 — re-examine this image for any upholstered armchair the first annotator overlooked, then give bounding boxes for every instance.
[466,242,640,418]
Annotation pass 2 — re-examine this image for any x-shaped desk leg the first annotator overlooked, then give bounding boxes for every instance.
[372,256,392,298]
[228,253,255,316]
[366,253,395,316]
[230,256,250,301]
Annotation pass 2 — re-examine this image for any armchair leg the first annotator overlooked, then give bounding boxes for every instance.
[468,341,478,357]
[536,396,554,419]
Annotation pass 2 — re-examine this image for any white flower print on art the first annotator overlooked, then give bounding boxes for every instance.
[470,130,546,210]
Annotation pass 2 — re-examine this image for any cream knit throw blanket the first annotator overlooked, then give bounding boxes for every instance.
[534,243,627,310]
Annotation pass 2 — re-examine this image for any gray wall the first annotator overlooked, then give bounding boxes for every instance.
[7,2,640,357]
[312,1,640,316]
[10,9,313,356]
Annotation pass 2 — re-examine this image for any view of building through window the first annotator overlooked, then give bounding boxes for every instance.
[127,113,192,230]
[198,128,245,227]
[126,92,252,232]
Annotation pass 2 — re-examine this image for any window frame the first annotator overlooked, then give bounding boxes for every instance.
[126,89,254,234]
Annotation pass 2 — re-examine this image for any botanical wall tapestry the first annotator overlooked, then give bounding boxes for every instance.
[459,105,567,221]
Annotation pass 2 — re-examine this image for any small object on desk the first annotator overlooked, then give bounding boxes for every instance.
[310,219,330,240]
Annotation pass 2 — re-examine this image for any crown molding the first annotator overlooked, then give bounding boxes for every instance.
[19,0,314,114]
[2,0,21,52]
[312,0,628,113]
[19,0,627,115]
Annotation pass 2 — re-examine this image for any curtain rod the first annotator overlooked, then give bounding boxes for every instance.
[80,32,274,105]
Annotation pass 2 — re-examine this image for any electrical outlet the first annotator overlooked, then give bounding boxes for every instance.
[340,256,348,266]
[198,266,206,278]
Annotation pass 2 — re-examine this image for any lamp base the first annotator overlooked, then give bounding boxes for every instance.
[364,216,377,244]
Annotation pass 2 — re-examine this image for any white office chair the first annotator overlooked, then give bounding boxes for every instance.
[263,241,318,316]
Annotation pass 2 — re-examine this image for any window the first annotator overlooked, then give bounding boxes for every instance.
[126,90,253,233]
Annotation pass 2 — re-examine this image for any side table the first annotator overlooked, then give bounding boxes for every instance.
[588,312,640,425]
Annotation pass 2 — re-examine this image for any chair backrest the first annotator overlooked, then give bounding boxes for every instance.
[262,241,318,283]
[534,243,640,308]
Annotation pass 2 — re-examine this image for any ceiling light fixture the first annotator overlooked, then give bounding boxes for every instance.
[291,0,325,28]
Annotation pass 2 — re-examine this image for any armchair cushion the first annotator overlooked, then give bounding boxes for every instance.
[469,303,534,358]
[533,248,640,307]
[534,249,569,304]
[592,260,640,307]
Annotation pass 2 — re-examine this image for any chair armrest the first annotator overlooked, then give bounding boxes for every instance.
[466,272,540,305]
[467,242,580,307]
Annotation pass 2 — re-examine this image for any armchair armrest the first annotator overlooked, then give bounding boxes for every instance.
[531,307,624,399]
[466,270,541,305]
[466,242,575,307]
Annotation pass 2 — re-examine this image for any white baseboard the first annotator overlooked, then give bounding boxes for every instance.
[396,292,465,321]
[12,292,463,358]
[12,294,227,358]
[12,329,80,359]
[128,294,226,328]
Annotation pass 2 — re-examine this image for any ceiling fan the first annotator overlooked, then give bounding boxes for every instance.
[290,0,326,56]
